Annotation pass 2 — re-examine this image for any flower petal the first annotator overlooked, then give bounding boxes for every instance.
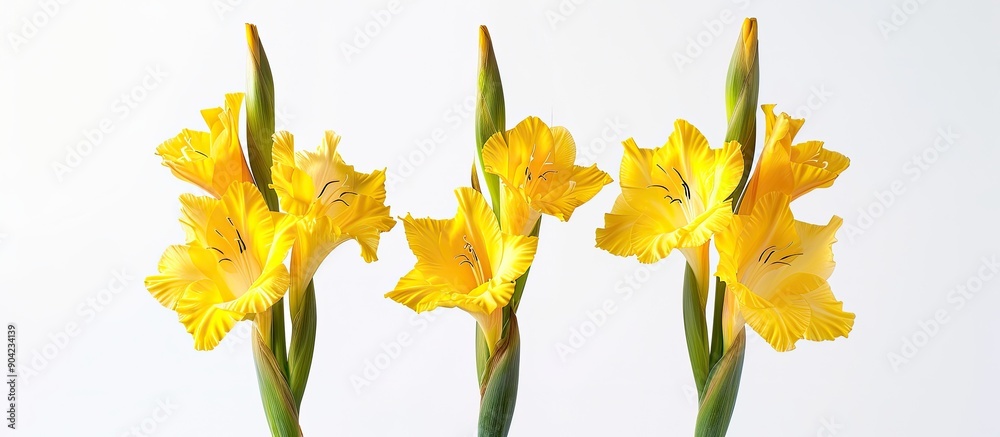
[145,245,208,310]
[595,194,643,257]
[176,280,243,351]
[789,140,850,200]
[732,274,814,352]
[801,280,855,342]
[271,131,317,216]
[178,193,219,245]
[531,164,612,222]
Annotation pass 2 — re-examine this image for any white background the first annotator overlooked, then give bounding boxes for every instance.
[2,0,998,436]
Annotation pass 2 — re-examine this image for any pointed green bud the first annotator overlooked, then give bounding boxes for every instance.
[475,25,505,218]
[245,23,280,212]
[724,18,759,205]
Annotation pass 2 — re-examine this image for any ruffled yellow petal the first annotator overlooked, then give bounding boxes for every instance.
[801,279,855,342]
[176,280,243,351]
[732,273,814,352]
[598,120,742,263]
[715,192,852,350]
[178,193,219,245]
[742,104,850,210]
[385,268,457,313]
[155,94,252,198]
[145,245,208,310]
[484,117,610,234]
[270,131,317,216]
[595,194,644,257]
[386,188,537,325]
[789,140,850,200]
[531,164,612,222]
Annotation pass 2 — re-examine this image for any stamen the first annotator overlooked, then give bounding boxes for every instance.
[234,228,246,253]
[317,180,341,199]
[672,168,691,199]
[758,246,776,262]
[665,195,682,204]
[218,258,233,264]
[208,247,225,255]
[331,199,350,206]
[538,170,557,181]
[779,253,803,261]
[339,191,357,198]
[647,184,670,192]
[193,150,208,158]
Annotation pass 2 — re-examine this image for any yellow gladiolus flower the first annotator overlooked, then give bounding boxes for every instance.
[155,93,254,198]
[270,131,396,315]
[739,105,850,212]
[595,120,744,265]
[145,182,298,350]
[482,116,612,235]
[715,191,854,352]
[385,188,537,353]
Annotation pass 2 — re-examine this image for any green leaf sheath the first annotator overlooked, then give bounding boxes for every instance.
[695,329,746,437]
[289,280,317,409]
[683,262,710,396]
[252,328,303,437]
[478,314,521,437]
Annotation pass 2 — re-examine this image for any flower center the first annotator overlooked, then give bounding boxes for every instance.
[455,235,488,285]
[744,242,803,287]
[316,177,358,215]
[208,217,261,299]
[647,165,693,211]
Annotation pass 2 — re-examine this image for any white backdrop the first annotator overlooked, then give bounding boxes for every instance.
[2,0,998,435]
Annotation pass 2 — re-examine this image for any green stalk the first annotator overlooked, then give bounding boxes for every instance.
[474,23,507,380]
[709,17,758,370]
[682,257,710,396]
[245,23,288,380]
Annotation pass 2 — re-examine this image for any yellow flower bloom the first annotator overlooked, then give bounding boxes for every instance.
[270,131,396,315]
[715,192,854,352]
[739,105,850,212]
[155,93,254,198]
[385,188,537,353]
[595,120,744,265]
[145,182,297,350]
[482,116,612,235]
